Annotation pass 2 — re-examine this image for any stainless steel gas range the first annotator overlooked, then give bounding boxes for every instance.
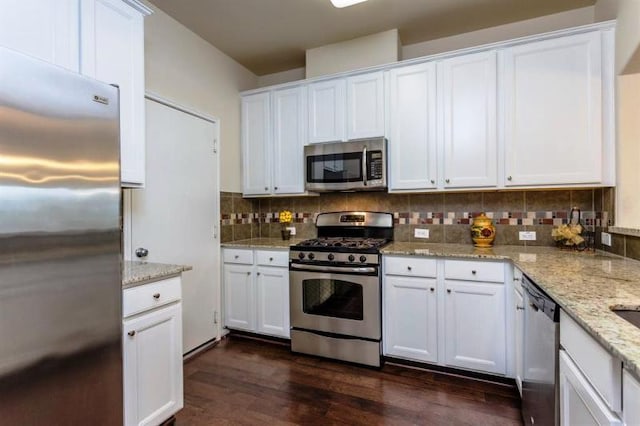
[289,211,393,367]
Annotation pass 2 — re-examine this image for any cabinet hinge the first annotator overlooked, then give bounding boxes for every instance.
[213,224,218,239]
[213,311,218,324]
[213,138,218,154]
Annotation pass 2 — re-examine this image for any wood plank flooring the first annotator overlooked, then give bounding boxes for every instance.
[176,335,523,425]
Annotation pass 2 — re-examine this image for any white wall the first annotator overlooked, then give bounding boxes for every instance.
[596,0,640,74]
[257,67,306,88]
[402,7,596,60]
[144,6,258,192]
[306,29,399,78]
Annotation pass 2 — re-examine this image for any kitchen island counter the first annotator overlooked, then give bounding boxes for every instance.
[382,242,640,379]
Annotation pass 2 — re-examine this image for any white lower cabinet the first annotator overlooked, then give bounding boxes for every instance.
[123,277,184,426]
[384,274,438,362]
[560,350,621,426]
[514,282,524,395]
[223,248,290,339]
[383,256,508,376]
[623,370,640,425]
[444,280,506,374]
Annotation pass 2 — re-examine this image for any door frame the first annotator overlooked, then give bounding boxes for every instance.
[123,91,222,342]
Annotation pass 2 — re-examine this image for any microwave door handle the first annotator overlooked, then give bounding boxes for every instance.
[362,146,367,187]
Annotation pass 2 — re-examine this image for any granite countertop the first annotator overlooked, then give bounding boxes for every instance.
[221,237,303,250]
[383,242,640,378]
[123,260,192,289]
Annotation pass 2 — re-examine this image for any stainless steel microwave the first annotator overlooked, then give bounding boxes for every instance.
[304,138,387,192]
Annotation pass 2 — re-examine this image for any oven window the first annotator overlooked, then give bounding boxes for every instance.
[307,152,362,183]
[302,278,363,320]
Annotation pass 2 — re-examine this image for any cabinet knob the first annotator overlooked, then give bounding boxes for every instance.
[264,186,268,191]
[430,287,435,292]
[445,179,450,184]
[430,179,435,184]
[471,270,477,275]
[128,331,136,337]
[153,293,160,299]
[507,176,513,181]
[135,247,148,259]
[257,272,261,276]
[269,257,273,261]
[247,271,251,275]
[235,255,239,259]
[447,289,452,294]
[274,186,278,190]
[407,266,412,271]
[514,277,520,281]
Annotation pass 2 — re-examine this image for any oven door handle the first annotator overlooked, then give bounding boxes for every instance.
[362,146,368,187]
[290,263,377,274]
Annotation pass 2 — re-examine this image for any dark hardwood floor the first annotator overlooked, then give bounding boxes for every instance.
[176,335,523,425]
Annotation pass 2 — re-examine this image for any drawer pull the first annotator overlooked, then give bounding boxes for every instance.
[153,293,160,299]
[247,271,251,275]
[234,255,239,259]
[257,272,261,276]
[516,305,525,311]
[447,289,452,294]
[128,331,136,337]
[430,287,435,292]
[269,257,273,261]
[471,270,477,275]
[407,266,412,271]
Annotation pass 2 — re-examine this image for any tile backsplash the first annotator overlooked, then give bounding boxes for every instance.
[221,188,615,248]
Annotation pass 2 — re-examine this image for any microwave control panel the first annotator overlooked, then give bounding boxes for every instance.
[367,151,384,181]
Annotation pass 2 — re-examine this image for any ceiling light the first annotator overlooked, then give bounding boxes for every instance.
[330,0,368,8]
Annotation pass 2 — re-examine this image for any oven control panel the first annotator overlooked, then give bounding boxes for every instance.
[290,251,380,265]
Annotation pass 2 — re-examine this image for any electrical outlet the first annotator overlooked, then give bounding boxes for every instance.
[286,226,296,236]
[601,232,612,246]
[414,228,429,239]
[519,231,537,241]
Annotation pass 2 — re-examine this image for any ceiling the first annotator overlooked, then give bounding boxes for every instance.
[149,0,596,76]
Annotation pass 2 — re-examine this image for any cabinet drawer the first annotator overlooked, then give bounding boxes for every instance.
[560,310,622,412]
[384,256,437,277]
[256,250,289,267]
[444,260,505,283]
[223,248,254,264]
[123,276,182,318]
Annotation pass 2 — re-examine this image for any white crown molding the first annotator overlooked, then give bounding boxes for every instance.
[122,0,153,16]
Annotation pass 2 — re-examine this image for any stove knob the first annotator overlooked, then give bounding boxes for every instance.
[308,253,315,260]
[360,255,367,263]
[348,254,355,262]
[328,253,335,261]
[298,252,305,260]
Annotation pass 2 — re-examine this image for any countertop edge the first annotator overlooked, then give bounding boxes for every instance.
[122,261,192,288]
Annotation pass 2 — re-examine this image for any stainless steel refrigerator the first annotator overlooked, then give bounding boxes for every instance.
[0,47,122,424]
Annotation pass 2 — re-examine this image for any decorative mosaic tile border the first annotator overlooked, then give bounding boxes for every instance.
[221,210,610,227]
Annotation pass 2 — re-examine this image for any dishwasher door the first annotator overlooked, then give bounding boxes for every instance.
[522,276,559,426]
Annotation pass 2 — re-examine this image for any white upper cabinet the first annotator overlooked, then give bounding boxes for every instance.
[272,86,306,195]
[242,92,272,196]
[346,71,385,139]
[439,50,497,188]
[308,79,346,143]
[0,0,80,72]
[81,0,151,187]
[502,31,605,186]
[308,71,384,143]
[388,62,438,190]
[242,87,307,196]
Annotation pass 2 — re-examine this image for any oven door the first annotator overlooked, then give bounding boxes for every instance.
[289,266,381,340]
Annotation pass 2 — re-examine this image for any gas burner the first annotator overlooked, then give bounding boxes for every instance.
[295,237,389,251]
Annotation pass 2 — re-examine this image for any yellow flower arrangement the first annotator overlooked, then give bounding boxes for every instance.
[551,223,584,246]
[279,210,293,226]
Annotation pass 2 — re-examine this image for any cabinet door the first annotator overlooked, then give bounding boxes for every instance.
[256,266,290,338]
[502,31,603,186]
[444,280,506,374]
[0,0,80,71]
[272,86,306,195]
[308,79,346,143]
[388,62,438,190]
[123,303,183,426]
[623,370,640,425]
[223,263,255,331]
[80,0,149,187]
[346,71,385,139]
[514,288,524,396]
[384,275,438,362]
[242,92,272,195]
[559,350,622,426]
[440,50,497,188]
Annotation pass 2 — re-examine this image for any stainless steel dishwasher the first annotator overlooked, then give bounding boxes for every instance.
[522,275,560,426]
